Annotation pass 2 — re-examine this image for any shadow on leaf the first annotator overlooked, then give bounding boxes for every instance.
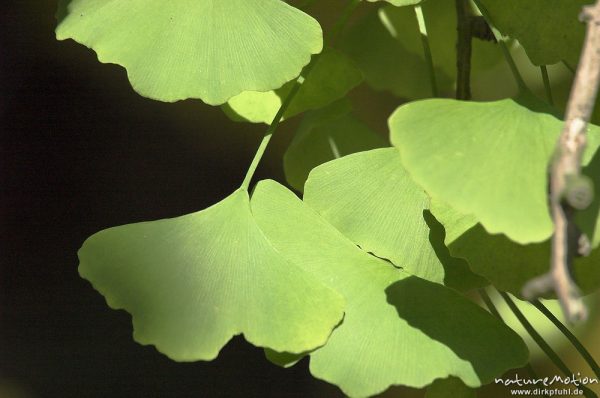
[385,276,528,384]
[423,210,488,292]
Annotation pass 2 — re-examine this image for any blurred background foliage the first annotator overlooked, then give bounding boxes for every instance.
[1,0,599,397]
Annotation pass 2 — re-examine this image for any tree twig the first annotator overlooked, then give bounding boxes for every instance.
[522,1,600,323]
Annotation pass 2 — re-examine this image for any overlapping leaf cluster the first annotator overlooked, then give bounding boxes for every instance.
[57,0,600,396]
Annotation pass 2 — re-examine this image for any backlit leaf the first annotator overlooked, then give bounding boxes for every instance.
[251,180,528,398]
[224,48,363,124]
[56,0,323,104]
[78,189,345,361]
[304,148,485,289]
[390,98,600,244]
[431,193,600,297]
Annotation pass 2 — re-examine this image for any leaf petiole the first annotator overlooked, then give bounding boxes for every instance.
[500,291,598,398]
[241,0,360,191]
[472,0,528,93]
[414,4,438,97]
[540,65,554,106]
[532,299,600,378]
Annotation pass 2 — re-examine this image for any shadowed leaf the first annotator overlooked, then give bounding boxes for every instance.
[426,377,476,398]
[284,100,386,192]
[477,0,593,66]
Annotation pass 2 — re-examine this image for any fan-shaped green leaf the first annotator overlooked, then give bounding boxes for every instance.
[284,100,386,192]
[390,98,600,244]
[340,1,500,98]
[223,48,363,124]
[251,180,528,398]
[430,152,600,297]
[426,377,476,398]
[78,189,345,361]
[56,0,323,105]
[476,0,592,66]
[304,148,485,290]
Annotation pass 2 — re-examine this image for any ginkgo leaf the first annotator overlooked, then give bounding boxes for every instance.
[476,0,593,66]
[78,189,345,361]
[284,100,387,192]
[304,148,485,289]
[426,377,476,398]
[430,152,600,297]
[251,180,528,398]
[390,98,600,244]
[223,48,363,124]
[340,1,500,99]
[55,0,323,105]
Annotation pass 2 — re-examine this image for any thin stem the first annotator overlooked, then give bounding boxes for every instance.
[455,0,472,100]
[532,299,600,378]
[241,64,316,190]
[499,292,598,398]
[540,65,555,106]
[240,0,360,190]
[472,0,528,92]
[479,288,502,318]
[478,289,539,379]
[414,5,438,97]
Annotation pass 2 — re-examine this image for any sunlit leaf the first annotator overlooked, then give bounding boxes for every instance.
[390,98,600,244]
[476,0,593,66]
[78,189,345,361]
[283,100,386,192]
[431,195,600,297]
[56,0,323,105]
[223,48,362,124]
[304,148,485,289]
[251,180,528,398]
